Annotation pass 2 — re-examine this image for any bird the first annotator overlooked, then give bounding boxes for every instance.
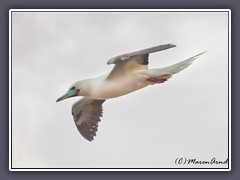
[57,44,206,141]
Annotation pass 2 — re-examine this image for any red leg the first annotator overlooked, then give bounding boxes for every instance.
[147,77,168,83]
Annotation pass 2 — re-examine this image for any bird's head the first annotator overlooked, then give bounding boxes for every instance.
[56,82,83,102]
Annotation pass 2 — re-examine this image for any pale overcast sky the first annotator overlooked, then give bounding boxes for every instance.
[11,10,229,169]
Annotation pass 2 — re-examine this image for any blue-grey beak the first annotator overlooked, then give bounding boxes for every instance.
[56,88,79,102]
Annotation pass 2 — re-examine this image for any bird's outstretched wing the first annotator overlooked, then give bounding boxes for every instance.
[107,43,176,65]
[72,97,105,141]
[106,44,176,80]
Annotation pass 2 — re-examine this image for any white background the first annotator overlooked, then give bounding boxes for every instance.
[11,10,229,169]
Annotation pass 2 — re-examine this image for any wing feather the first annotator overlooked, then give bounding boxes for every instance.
[72,98,105,141]
[107,43,176,65]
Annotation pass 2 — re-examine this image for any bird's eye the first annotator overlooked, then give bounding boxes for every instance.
[70,86,76,90]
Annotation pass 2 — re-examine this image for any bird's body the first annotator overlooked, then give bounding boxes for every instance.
[81,72,149,100]
[57,44,206,141]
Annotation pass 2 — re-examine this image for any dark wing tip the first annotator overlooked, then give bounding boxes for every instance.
[155,43,176,51]
[169,43,177,48]
[77,123,96,142]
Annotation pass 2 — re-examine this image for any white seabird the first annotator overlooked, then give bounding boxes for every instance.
[57,44,206,141]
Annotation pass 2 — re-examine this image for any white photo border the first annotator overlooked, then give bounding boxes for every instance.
[9,9,231,171]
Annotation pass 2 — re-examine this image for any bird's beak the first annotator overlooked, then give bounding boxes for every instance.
[56,89,80,102]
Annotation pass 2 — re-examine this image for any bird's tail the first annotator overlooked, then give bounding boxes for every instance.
[147,51,206,80]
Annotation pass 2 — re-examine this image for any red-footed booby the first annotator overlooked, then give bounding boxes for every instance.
[57,44,206,141]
